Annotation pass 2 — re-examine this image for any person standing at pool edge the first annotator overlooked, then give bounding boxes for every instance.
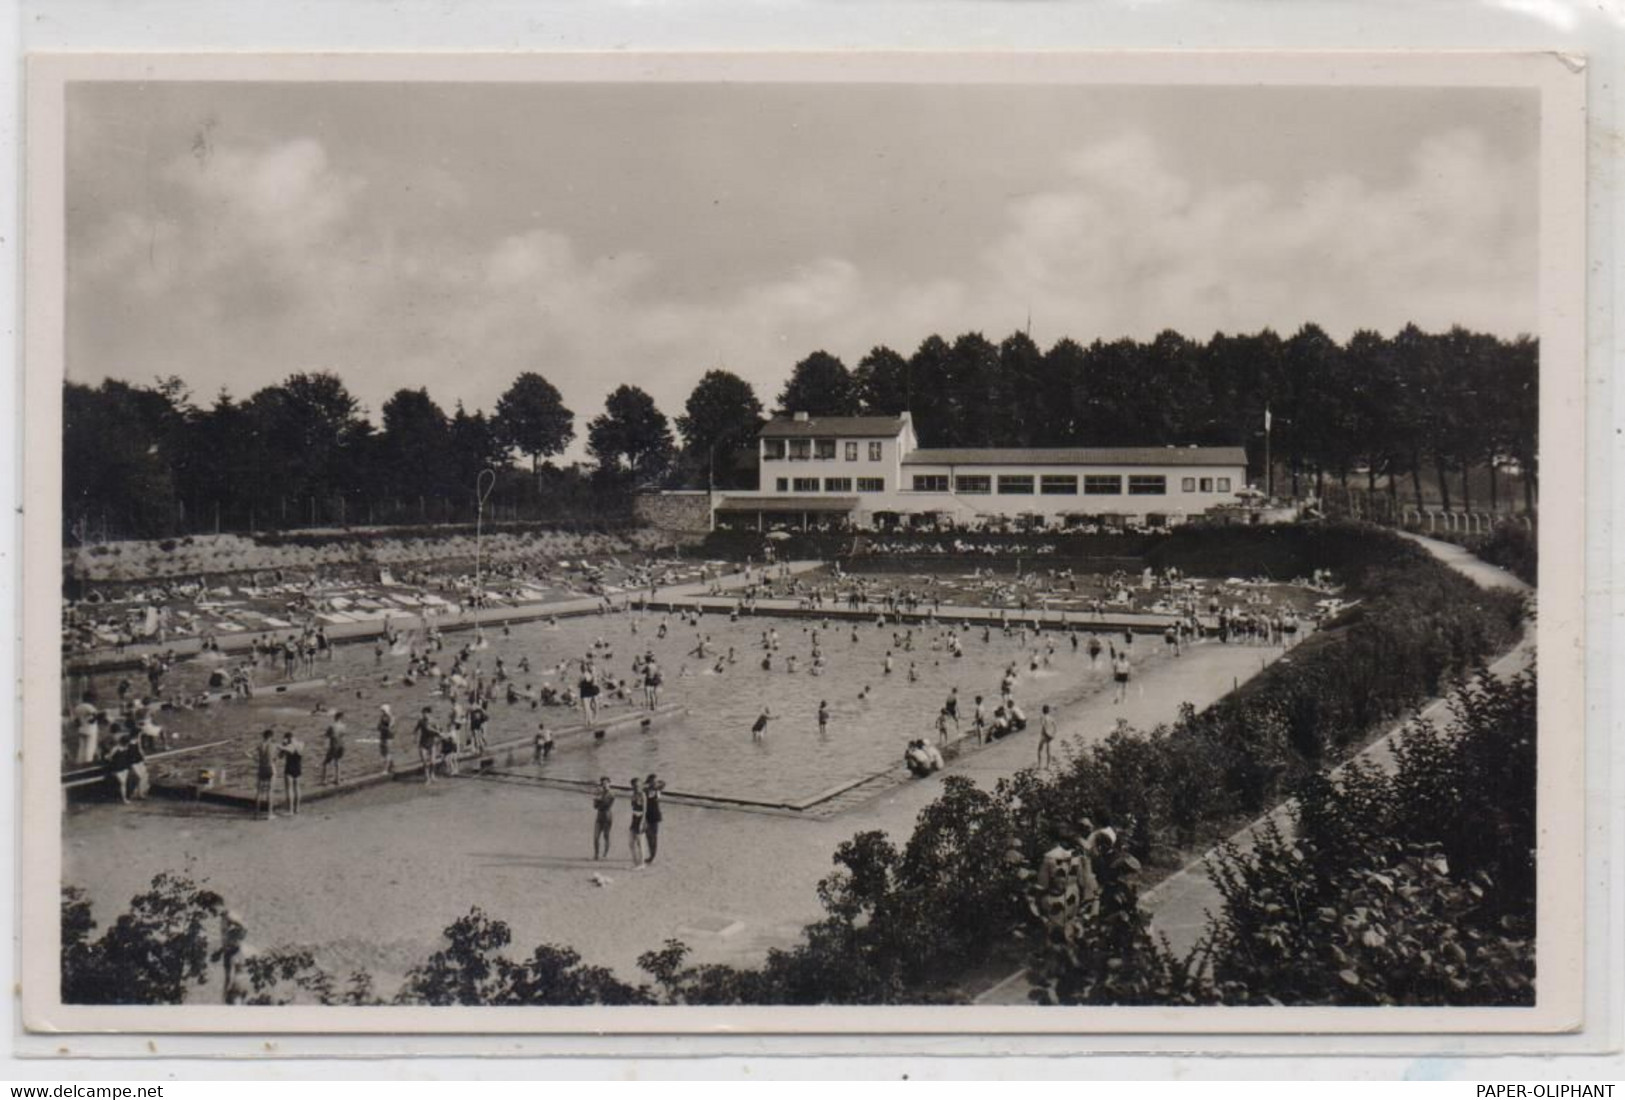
[629,777,647,869]
[415,706,441,785]
[1037,704,1056,769]
[253,729,277,820]
[321,711,347,785]
[644,774,665,863]
[278,730,305,815]
[592,777,615,860]
[377,704,396,773]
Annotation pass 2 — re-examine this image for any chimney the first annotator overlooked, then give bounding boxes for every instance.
[793,411,810,422]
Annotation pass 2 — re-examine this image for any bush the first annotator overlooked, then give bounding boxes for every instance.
[62,872,224,1004]
[1203,669,1536,1005]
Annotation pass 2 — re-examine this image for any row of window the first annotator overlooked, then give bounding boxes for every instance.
[909,473,1232,496]
[775,477,886,493]
[763,439,885,462]
[769,472,1235,496]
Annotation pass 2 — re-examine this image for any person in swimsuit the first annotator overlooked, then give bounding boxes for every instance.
[644,774,665,863]
[1037,704,1056,769]
[578,658,601,726]
[321,712,347,785]
[817,700,830,738]
[1112,653,1132,704]
[751,707,774,742]
[628,777,647,868]
[643,660,663,710]
[973,695,988,744]
[377,705,396,773]
[278,730,305,815]
[415,706,441,785]
[592,777,615,860]
[253,729,277,820]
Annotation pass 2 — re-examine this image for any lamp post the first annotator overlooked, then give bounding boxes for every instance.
[1263,406,1273,501]
[474,468,497,605]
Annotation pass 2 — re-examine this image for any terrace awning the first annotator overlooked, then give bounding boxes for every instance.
[714,496,859,513]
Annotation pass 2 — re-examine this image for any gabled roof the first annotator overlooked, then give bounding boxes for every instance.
[903,446,1249,467]
[759,416,907,439]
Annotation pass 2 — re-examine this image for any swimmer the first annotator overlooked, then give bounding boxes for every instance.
[1037,704,1056,769]
[751,706,774,742]
[1112,652,1132,704]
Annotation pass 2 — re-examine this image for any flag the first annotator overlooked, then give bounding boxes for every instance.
[1264,406,1272,432]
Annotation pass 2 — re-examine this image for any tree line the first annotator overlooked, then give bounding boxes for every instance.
[63,321,1536,541]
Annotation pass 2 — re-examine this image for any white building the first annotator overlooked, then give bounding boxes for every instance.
[713,412,1249,530]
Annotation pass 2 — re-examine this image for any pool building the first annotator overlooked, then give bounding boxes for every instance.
[713,412,1249,530]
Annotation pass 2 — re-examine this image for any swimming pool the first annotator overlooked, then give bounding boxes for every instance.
[79,608,1180,806]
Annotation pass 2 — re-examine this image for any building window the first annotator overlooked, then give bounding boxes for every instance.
[1200,477,1213,492]
[868,441,883,461]
[1217,477,1232,492]
[763,439,786,460]
[815,439,836,460]
[788,439,811,461]
[824,477,853,492]
[857,477,885,492]
[775,478,788,492]
[1181,477,1197,493]
[1128,475,1167,496]
[997,475,1035,495]
[912,475,949,492]
[845,441,858,461]
[1084,475,1122,495]
[1041,475,1078,495]
[956,475,992,494]
[793,477,820,492]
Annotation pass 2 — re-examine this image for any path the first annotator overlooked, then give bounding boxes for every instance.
[1140,535,1530,955]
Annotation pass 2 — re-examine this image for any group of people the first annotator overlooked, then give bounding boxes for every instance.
[67,691,169,801]
[248,709,353,819]
[591,773,666,868]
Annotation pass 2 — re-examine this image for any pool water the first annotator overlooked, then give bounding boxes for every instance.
[78,609,1181,806]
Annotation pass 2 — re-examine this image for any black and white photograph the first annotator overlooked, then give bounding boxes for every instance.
[21,51,1587,1032]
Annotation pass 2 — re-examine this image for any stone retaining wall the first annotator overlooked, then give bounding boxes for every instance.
[634,490,714,534]
[65,526,673,584]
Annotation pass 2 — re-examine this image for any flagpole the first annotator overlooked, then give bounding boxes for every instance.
[1264,406,1273,501]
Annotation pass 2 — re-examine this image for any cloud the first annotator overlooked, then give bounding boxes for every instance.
[978,127,1536,344]
[68,125,1536,452]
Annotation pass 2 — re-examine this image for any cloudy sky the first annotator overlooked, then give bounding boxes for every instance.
[66,80,1538,453]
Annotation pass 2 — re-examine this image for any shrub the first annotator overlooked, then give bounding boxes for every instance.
[62,872,225,1004]
[394,907,651,1006]
[1204,669,1536,1005]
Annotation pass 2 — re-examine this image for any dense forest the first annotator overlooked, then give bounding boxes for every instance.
[64,322,1536,540]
